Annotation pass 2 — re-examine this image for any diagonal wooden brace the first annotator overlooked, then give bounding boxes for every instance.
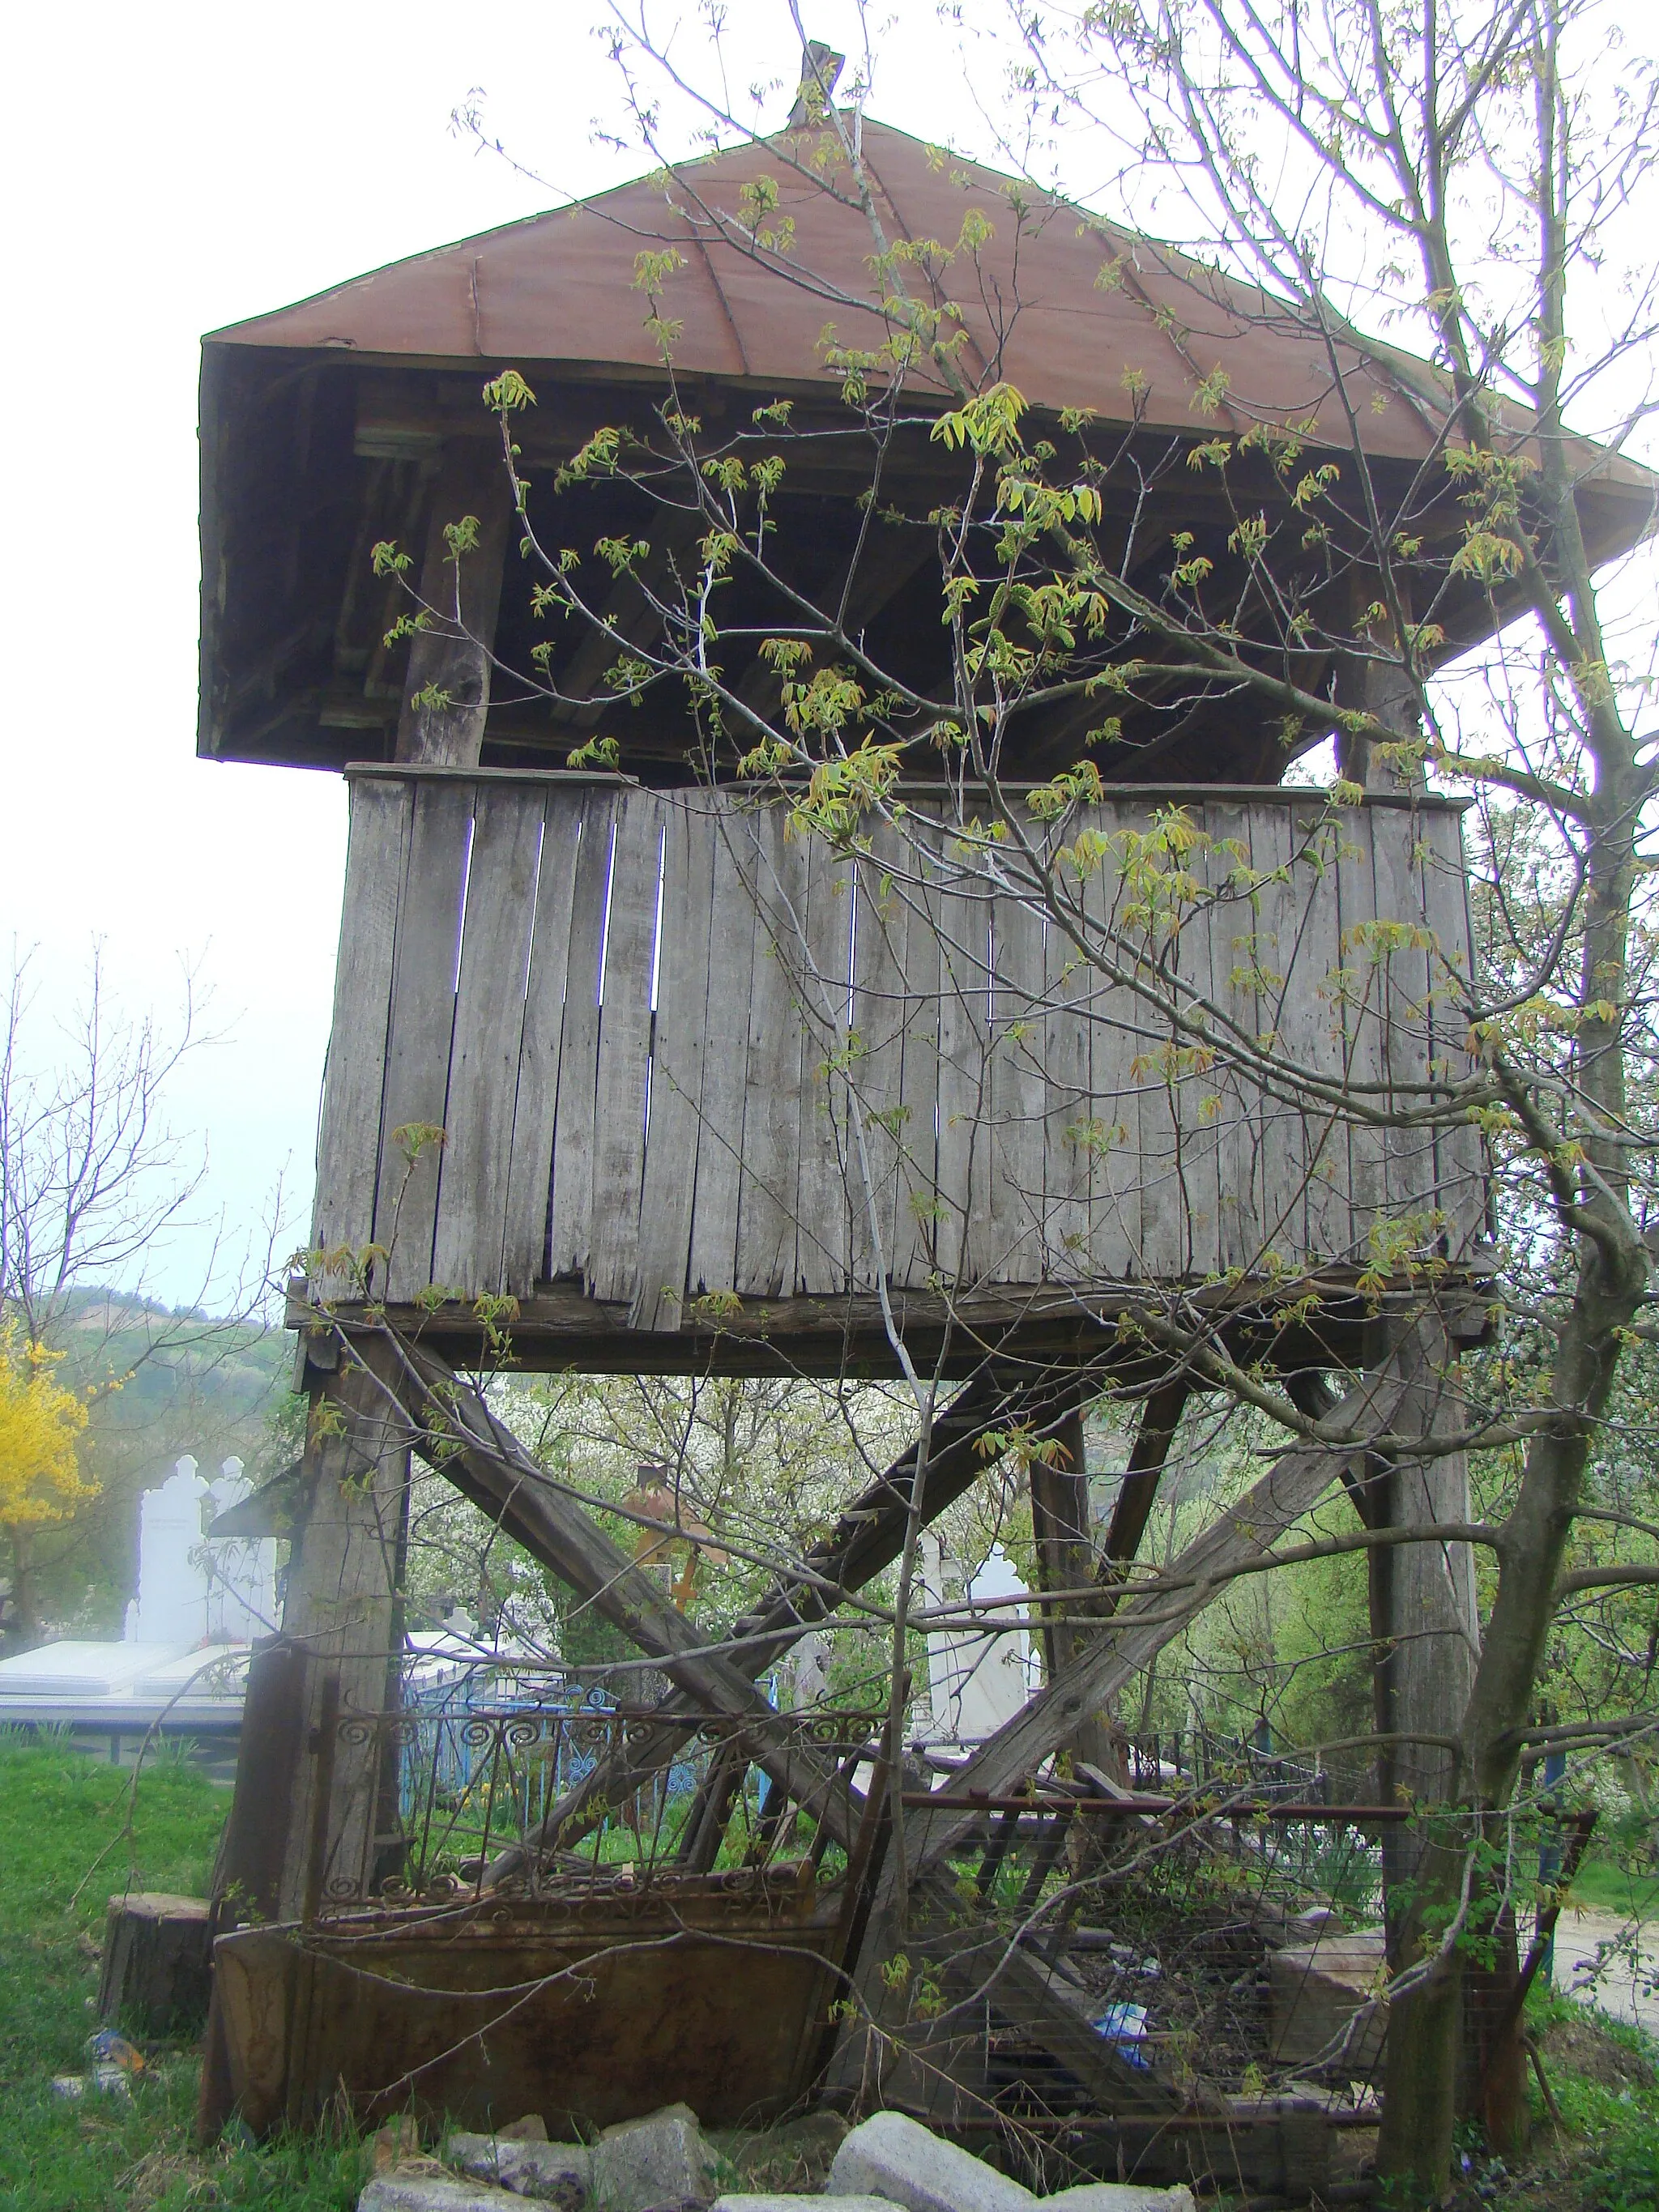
[360,1329,862,1849]
[896,1359,1418,1885]
[496,1363,1099,1873]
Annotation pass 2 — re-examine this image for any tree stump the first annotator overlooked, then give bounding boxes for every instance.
[98,1893,213,2037]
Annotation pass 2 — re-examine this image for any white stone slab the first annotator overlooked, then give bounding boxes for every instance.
[829,2113,1034,2212]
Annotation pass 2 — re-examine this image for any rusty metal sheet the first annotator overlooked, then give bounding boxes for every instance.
[207,121,1461,467]
[212,1866,845,2137]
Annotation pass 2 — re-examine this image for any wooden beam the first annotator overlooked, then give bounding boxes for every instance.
[362,1331,862,1848]
[394,439,514,766]
[1101,1376,1193,1567]
[898,1357,1419,1884]
[493,1364,1098,1875]
[1030,1404,1115,1774]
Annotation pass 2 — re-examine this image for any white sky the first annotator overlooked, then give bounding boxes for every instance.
[0,2,983,1311]
[2,2,1653,1311]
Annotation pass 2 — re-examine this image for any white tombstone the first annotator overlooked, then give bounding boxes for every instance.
[920,1535,1035,1744]
[202,1457,279,1643]
[787,1629,830,1709]
[126,1456,211,1647]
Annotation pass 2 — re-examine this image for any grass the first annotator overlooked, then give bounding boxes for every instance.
[0,1735,369,2212]
[1565,1848,1659,1924]
[0,1734,1656,2210]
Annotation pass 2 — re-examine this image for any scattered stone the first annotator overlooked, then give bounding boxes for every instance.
[360,2177,531,2212]
[444,2134,591,2209]
[374,2119,425,2172]
[1043,2185,1196,2212]
[1268,1929,1388,2069]
[714,2197,894,2212]
[594,2104,718,2212]
[828,2112,1034,2212]
[500,2116,552,2143]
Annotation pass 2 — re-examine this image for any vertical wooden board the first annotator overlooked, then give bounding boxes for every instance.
[378,779,475,1302]
[933,867,992,1289]
[431,784,546,1297]
[1201,796,1266,1274]
[313,779,411,1287]
[1283,799,1354,1265]
[588,791,667,1304]
[889,842,942,1291]
[1245,802,1309,1268]
[1419,806,1487,1258]
[1369,802,1439,1258]
[983,878,1047,1284]
[1164,803,1223,1280]
[791,828,855,1295]
[1040,867,1093,1282]
[631,796,717,1328]
[547,789,620,1282]
[1119,800,1188,1281]
[847,826,909,1288]
[735,805,808,1298]
[502,791,588,1295]
[1079,802,1141,1281]
[1337,802,1391,1265]
[686,801,758,1297]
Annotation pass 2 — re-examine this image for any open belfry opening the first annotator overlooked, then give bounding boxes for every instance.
[190,43,1651,2193]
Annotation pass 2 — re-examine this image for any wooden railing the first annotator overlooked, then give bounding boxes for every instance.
[308,767,1485,1328]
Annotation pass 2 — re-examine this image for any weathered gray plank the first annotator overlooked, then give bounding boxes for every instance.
[1040,866,1093,1281]
[890,844,942,1289]
[847,826,909,1287]
[1337,802,1390,1263]
[1419,806,1487,1258]
[1289,799,1354,1263]
[588,791,666,1304]
[313,779,411,1293]
[630,796,716,1328]
[378,779,474,1302]
[1166,801,1223,1278]
[1201,796,1268,1275]
[927,840,987,1289]
[1247,802,1312,1265]
[734,804,809,1298]
[1115,802,1188,1279]
[432,784,546,1297]
[501,792,587,1296]
[546,789,620,1282]
[1369,802,1438,1259]
[686,800,759,1297]
[791,827,855,1295]
[983,876,1047,1283]
[1079,804,1141,1281]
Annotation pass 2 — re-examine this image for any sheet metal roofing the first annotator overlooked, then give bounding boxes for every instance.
[208,117,1590,474]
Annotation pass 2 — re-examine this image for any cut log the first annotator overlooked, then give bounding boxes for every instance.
[98,1892,213,2037]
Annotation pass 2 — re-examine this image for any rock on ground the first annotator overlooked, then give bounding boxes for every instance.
[361,2176,535,2212]
[1043,2186,1196,2212]
[828,2113,1035,2212]
[594,2103,718,2212]
[713,2197,897,2212]
[444,2134,591,2207]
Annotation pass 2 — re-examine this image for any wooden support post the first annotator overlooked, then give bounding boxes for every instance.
[218,1338,412,1924]
[1030,1404,1113,1773]
[1101,1377,1192,1570]
[394,438,513,767]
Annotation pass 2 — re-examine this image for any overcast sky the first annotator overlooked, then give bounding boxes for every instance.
[0,2,993,1311]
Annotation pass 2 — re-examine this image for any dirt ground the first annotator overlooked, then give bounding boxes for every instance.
[1552,1905,1659,2036]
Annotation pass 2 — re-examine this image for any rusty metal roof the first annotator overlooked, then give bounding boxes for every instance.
[207,117,1618,475]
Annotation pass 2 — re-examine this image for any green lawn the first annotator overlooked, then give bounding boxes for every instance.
[0,1733,368,2212]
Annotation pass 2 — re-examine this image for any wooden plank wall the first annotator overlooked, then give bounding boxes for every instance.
[311,774,1487,1323]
